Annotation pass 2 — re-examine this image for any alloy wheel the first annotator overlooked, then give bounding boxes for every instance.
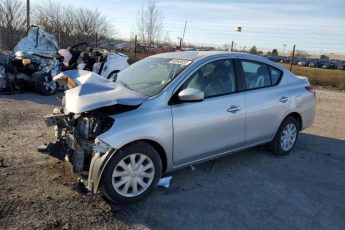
[112,153,155,197]
[280,123,297,151]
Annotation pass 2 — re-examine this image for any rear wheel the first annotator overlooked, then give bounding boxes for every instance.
[34,74,58,95]
[269,117,299,155]
[101,141,162,203]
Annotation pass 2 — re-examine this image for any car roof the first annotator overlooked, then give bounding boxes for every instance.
[152,51,283,70]
[153,51,267,61]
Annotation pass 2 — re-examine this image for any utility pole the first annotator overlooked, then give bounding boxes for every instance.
[230,41,234,52]
[290,45,296,71]
[177,37,182,50]
[134,35,137,59]
[283,44,286,56]
[26,0,30,28]
[234,26,242,52]
[181,21,187,49]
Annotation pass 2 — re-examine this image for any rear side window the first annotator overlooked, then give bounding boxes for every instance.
[241,61,271,90]
[269,66,283,85]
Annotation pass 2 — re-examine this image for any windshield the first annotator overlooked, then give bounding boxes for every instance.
[115,57,191,97]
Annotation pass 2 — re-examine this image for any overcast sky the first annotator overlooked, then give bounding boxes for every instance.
[32,0,345,54]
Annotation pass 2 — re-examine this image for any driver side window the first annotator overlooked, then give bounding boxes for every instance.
[183,60,236,98]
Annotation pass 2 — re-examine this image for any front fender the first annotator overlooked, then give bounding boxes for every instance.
[97,105,173,160]
[87,149,117,194]
[88,104,173,193]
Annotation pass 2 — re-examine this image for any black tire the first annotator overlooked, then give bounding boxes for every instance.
[101,141,162,204]
[269,116,299,155]
[34,74,58,96]
[107,70,119,81]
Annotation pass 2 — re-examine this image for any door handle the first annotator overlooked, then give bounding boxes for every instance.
[279,96,288,103]
[227,105,241,113]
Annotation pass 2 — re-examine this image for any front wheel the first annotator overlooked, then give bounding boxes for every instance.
[101,141,162,203]
[269,117,299,155]
[34,74,58,96]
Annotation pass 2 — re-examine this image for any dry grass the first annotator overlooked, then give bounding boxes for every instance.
[281,64,345,89]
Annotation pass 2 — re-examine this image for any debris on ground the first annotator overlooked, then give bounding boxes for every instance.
[0,158,6,167]
[72,180,89,195]
[157,176,172,188]
[37,143,52,152]
[189,165,196,171]
[37,141,67,161]
[62,223,71,229]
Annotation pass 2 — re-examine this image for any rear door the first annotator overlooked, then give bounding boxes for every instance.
[171,59,246,166]
[237,59,290,145]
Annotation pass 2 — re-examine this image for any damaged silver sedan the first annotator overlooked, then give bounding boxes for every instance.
[44,51,316,203]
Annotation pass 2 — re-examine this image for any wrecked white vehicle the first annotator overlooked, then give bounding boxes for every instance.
[66,42,129,80]
[0,26,66,95]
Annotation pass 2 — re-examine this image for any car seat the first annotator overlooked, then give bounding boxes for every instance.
[249,65,270,89]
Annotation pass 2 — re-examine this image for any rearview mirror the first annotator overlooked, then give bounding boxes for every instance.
[178,88,204,102]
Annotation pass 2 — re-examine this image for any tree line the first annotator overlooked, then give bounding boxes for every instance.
[0,0,115,50]
[0,0,166,51]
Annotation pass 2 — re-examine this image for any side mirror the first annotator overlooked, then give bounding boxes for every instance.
[178,88,204,102]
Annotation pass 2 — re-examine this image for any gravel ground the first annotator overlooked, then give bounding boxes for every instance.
[0,89,344,230]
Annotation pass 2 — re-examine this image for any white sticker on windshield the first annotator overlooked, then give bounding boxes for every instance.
[169,59,191,65]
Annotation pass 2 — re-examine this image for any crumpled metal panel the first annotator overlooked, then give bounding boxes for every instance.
[14,26,59,57]
[55,70,148,113]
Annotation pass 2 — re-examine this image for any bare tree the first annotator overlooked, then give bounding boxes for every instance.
[249,46,258,54]
[161,31,172,46]
[0,0,115,50]
[271,48,278,56]
[33,0,115,48]
[136,0,163,47]
[0,0,26,50]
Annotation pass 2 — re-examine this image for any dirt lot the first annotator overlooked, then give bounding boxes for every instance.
[0,89,345,230]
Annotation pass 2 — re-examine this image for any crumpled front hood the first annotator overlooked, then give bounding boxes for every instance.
[56,70,148,113]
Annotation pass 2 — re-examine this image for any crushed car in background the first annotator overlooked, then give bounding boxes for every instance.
[0,26,129,95]
[66,42,129,81]
[0,26,67,95]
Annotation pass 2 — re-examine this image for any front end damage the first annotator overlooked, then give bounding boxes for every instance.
[45,106,114,173]
[43,70,147,193]
[44,104,117,192]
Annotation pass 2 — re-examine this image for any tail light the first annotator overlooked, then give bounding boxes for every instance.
[305,86,316,97]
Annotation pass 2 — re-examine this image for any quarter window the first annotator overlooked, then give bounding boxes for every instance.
[183,60,236,98]
[269,66,283,85]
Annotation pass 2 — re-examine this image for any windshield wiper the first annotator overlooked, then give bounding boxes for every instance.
[117,80,135,91]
